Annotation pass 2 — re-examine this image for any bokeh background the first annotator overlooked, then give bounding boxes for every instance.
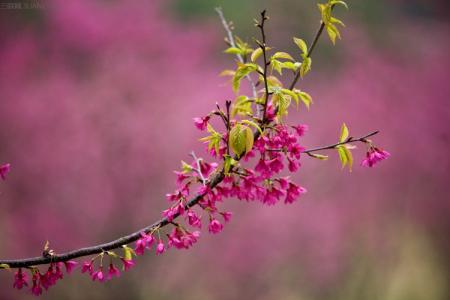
[0,0,449,299]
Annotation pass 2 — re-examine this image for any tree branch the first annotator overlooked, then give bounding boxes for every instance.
[0,130,378,269]
[257,10,270,124]
[303,130,379,154]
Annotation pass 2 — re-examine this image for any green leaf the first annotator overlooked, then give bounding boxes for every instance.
[272,92,291,119]
[339,123,349,143]
[0,264,10,270]
[266,75,283,87]
[309,153,329,160]
[330,0,348,9]
[223,155,237,175]
[272,52,294,61]
[331,16,345,27]
[229,124,254,157]
[241,119,263,134]
[281,61,298,71]
[181,160,193,173]
[337,145,353,171]
[300,57,312,77]
[271,59,283,75]
[293,37,308,55]
[326,23,341,45]
[224,47,243,55]
[231,95,253,117]
[297,90,312,109]
[122,245,136,261]
[219,69,235,77]
[232,63,257,93]
[107,251,119,258]
[250,48,263,62]
[281,88,299,107]
[200,124,223,154]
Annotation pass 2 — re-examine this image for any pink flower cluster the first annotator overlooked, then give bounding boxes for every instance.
[361,147,390,167]
[13,261,77,296]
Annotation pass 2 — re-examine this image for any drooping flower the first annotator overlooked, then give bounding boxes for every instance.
[292,124,308,137]
[31,273,42,296]
[193,116,210,131]
[186,210,202,228]
[64,260,78,274]
[156,240,165,255]
[220,211,232,223]
[285,182,306,204]
[13,268,28,290]
[268,157,284,173]
[287,158,299,172]
[361,147,390,167]
[91,267,105,282]
[135,233,148,255]
[208,218,223,234]
[107,263,120,280]
[121,259,135,271]
[81,261,94,275]
[0,163,11,180]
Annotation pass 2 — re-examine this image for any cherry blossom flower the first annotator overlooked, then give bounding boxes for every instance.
[64,260,78,274]
[107,263,120,280]
[156,240,165,255]
[31,273,42,296]
[292,124,308,137]
[91,268,105,282]
[208,218,223,234]
[0,163,11,180]
[13,268,28,290]
[121,259,135,271]
[193,116,210,131]
[361,147,390,167]
[81,261,94,275]
[285,182,306,204]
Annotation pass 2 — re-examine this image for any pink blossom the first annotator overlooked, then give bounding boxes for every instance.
[135,233,148,255]
[64,260,78,274]
[107,263,120,280]
[255,159,272,178]
[277,177,289,189]
[0,163,11,180]
[208,218,223,234]
[285,182,306,204]
[186,210,202,228]
[292,124,308,137]
[121,259,135,271]
[145,233,155,249]
[156,240,165,255]
[288,158,299,172]
[13,268,28,290]
[268,157,284,173]
[361,147,390,167]
[174,171,190,185]
[91,268,105,282]
[81,261,94,275]
[162,202,185,222]
[31,273,42,296]
[220,211,232,223]
[193,116,210,131]
[200,161,218,177]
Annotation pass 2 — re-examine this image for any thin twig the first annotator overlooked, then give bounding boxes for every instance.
[190,151,207,185]
[303,130,379,153]
[215,7,258,99]
[257,10,270,124]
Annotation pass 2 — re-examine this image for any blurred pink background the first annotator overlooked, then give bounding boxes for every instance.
[0,0,449,299]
